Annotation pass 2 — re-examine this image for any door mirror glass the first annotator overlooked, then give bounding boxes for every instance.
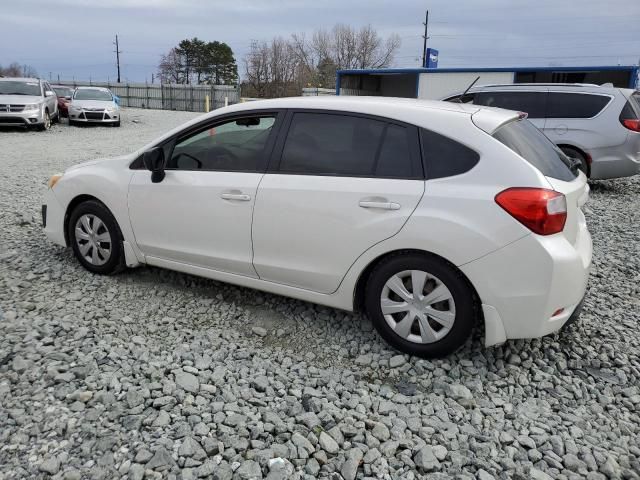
[143,147,166,183]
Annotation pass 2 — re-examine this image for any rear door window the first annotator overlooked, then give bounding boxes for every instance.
[493,119,577,181]
[278,112,421,178]
[474,91,547,118]
[546,92,611,119]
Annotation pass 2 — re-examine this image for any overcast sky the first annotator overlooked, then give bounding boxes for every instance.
[1,0,639,83]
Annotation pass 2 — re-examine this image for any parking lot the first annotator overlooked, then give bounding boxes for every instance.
[1,108,639,479]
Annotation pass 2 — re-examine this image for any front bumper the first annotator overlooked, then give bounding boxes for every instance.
[461,223,592,346]
[69,109,119,123]
[0,108,45,127]
[42,189,66,247]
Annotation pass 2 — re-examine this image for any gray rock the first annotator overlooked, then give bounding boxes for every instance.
[39,457,60,475]
[414,446,441,472]
[252,326,268,337]
[234,460,262,479]
[389,355,406,368]
[291,432,315,453]
[146,447,175,470]
[175,370,200,393]
[252,375,269,392]
[341,448,363,480]
[319,431,339,455]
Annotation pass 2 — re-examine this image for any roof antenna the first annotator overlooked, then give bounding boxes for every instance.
[457,76,481,103]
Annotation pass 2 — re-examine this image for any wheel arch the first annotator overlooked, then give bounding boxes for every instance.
[352,248,483,317]
[63,194,112,246]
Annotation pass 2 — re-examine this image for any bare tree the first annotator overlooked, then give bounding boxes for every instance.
[243,23,401,97]
[0,62,37,77]
[158,48,184,84]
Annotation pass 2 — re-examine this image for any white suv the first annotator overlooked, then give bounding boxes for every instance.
[444,84,640,179]
[42,97,592,357]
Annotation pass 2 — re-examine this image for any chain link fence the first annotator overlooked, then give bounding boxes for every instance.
[57,81,239,112]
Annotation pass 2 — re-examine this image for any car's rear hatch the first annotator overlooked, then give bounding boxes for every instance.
[490,117,588,245]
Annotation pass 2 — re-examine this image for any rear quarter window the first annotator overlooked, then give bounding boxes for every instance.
[492,119,577,182]
[420,129,480,179]
[546,92,611,119]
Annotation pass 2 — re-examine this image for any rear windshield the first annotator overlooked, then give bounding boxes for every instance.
[493,119,577,181]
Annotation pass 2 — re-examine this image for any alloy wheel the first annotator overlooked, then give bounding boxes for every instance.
[380,269,456,344]
[74,214,112,266]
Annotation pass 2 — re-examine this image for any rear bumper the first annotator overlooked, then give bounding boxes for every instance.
[461,224,592,346]
[589,144,640,179]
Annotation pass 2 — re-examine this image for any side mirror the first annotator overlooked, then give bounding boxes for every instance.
[45,90,55,97]
[142,147,166,183]
[65,96,72,100]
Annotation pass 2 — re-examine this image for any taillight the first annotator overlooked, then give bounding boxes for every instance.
[622,119,640,132]
[495,188,567,235]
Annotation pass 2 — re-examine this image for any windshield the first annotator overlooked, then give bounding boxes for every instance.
[493,119,577,181]
[53,87,73,97]
[74,89,112,101]
[0,80,42,96]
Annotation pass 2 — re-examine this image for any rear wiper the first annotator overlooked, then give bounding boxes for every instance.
[566,156,581,174]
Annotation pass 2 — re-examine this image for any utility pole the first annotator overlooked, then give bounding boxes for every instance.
[114,34,122,83]
[421,10,429,68]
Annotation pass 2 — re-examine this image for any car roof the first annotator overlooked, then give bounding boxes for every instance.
[140,96,520,152]
[458,83,627,95]
[221,95,511,121]
[0,77,41,82]
[75,86,111,91]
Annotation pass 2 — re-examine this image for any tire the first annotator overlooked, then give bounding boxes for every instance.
[68,120,76,127]
[560,146,589,177]
[365,252,476,358]
[67,200,125,275]
[38,110,51,131]
[113,121,121,127]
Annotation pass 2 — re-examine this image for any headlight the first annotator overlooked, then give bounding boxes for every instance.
[70,104,82,111]
[48,173,63,189]
[23,103,40,111]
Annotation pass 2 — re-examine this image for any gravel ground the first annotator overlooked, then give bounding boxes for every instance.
[1,108,639,480]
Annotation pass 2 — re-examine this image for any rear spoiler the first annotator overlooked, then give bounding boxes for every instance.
[471,108,525,135]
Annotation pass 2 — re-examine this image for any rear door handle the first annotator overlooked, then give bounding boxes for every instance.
[359,201,401,210]
[221,193,251,201]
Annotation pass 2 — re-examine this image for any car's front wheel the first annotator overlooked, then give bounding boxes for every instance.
[68,200,125,275]
[38,110,51,131]
[365,253,476,358]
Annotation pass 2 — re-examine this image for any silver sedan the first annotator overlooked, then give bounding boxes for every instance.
[68,87,121,127]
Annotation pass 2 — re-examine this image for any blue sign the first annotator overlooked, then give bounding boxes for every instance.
[426,48,439,68]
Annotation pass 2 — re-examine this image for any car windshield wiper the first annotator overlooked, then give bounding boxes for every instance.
[2,92,31,95]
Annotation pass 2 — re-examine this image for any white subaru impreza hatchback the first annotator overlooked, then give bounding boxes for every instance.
[43,96,592,358]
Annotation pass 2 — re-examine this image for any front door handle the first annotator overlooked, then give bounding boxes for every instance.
[221,193,251,201]
[359,201,401,210]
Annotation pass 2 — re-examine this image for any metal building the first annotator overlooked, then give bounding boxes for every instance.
[336,65,639,100]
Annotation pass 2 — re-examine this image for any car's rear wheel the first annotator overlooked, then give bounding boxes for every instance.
[560,146,589,177]
[38,110,51,131]
[68,200,125,275]
[365,253,476,358]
